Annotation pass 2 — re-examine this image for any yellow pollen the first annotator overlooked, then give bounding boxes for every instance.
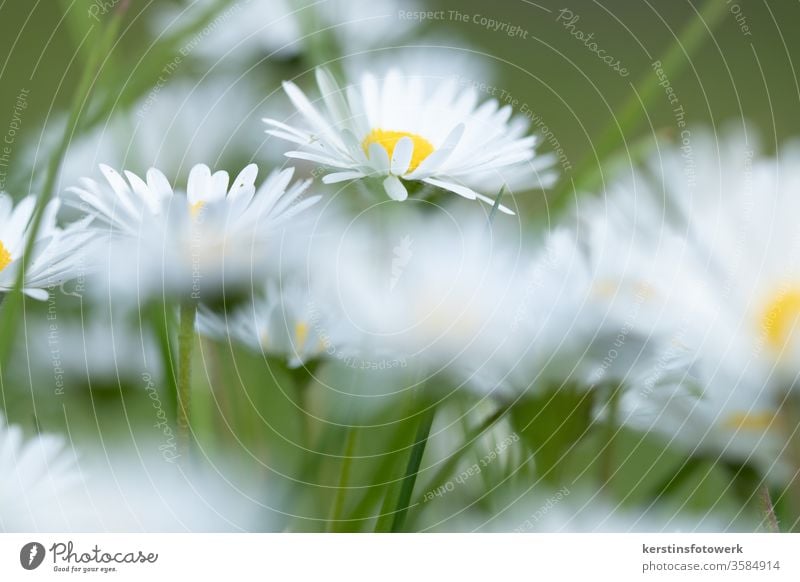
[362,129,435,173]
[723,411,775,432]
[294,321,309,349]
[190,201,206,218]
[761,288,800,352]
[0,241,11,273]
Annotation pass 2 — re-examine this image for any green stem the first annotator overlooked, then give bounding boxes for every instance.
[149,300,178,421]
[550,0,730,208]
[328,426,358,531]
[412,404,509,508]
[177,300,197,457]
[390,406,437,533]
[601,383,623,490]
[759,484,780,533]
[0,2,129,369]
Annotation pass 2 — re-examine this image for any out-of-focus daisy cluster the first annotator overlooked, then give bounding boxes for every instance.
[1,0,797,535]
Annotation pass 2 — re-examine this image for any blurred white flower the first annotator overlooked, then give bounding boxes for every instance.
[23,309,161,385]
[0,194,94,300]
[53,75,274,195]
[579,127,797,473]
[57,453,269,532]
[477,488,740,533]
[0,413,82,532]
[198,277,357,368]
[65,164,319,301]
[264,68,555,209]
[153,0,421,63]
[316,208,661,397]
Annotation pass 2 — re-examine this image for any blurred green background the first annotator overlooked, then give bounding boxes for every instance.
[1,0,799,531]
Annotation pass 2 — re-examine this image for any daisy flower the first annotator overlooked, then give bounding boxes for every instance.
[198,277,357,368]
[578,127,798,473]
[318,208,664,397]
[264,68,556,211]
[152,0,421,63]
[0,412,82,532]
[0,194,94,300]
[65,163,320,301]
[52,75,274,194]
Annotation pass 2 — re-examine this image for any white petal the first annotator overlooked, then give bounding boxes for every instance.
[423,178,478,200]
[383,175,408,201]
[367,143,390,175]
[322,171,364,184]
[187,164,212,204]
[391,136,414,176]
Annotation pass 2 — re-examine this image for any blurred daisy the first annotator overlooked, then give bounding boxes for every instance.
[322,208,659,397]
[65,164,319,301]
[264,68,555,210]
[0,413,82,532]
[198,277,356,368]
[52,75,273,196]
[152,0,421,63]
[0,194,94,300]
[579,127,797,473]
[23,309,161,385]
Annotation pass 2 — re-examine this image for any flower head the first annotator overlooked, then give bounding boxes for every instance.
[66,163,320,301]
[198,277,357,368]
[0,413,82,531]
[0,194,93,300]
[264,68,556,211]
[579,127,797,473]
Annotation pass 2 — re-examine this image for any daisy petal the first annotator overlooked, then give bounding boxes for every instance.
[391,136,414,176]
[423,177,479,200]
[383,175,408,201]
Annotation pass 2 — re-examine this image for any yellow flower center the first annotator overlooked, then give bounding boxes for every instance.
[0,241,12,273]
[294,321,309,349]
[723,411,775,431]
[362,129,435,173]
[190,201,206,219]
[761,288,800,352]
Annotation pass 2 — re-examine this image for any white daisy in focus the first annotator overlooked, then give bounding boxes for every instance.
[65,164,320,301]
[264,68,556,211]
[0,194,94,300]
[0,413,82,532]
[198,277,356,368]
[579,127,799,474]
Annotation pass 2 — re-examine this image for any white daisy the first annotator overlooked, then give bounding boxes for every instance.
[198,277,357,368]
[0,194,94,300]
[65,163,320,301]
[579,127,797,473]
[317,207,661,397]
[0,413,82,532]
[152,0,421,63]
[52,75,274,194]
[264,68,556,211]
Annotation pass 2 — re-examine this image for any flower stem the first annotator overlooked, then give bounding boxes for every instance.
[411,403,510,508]
[759,484,780,533]
[177,300,197,458]
[390,406,437,533]
[328,426,359,531]
[601,382,623,490]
